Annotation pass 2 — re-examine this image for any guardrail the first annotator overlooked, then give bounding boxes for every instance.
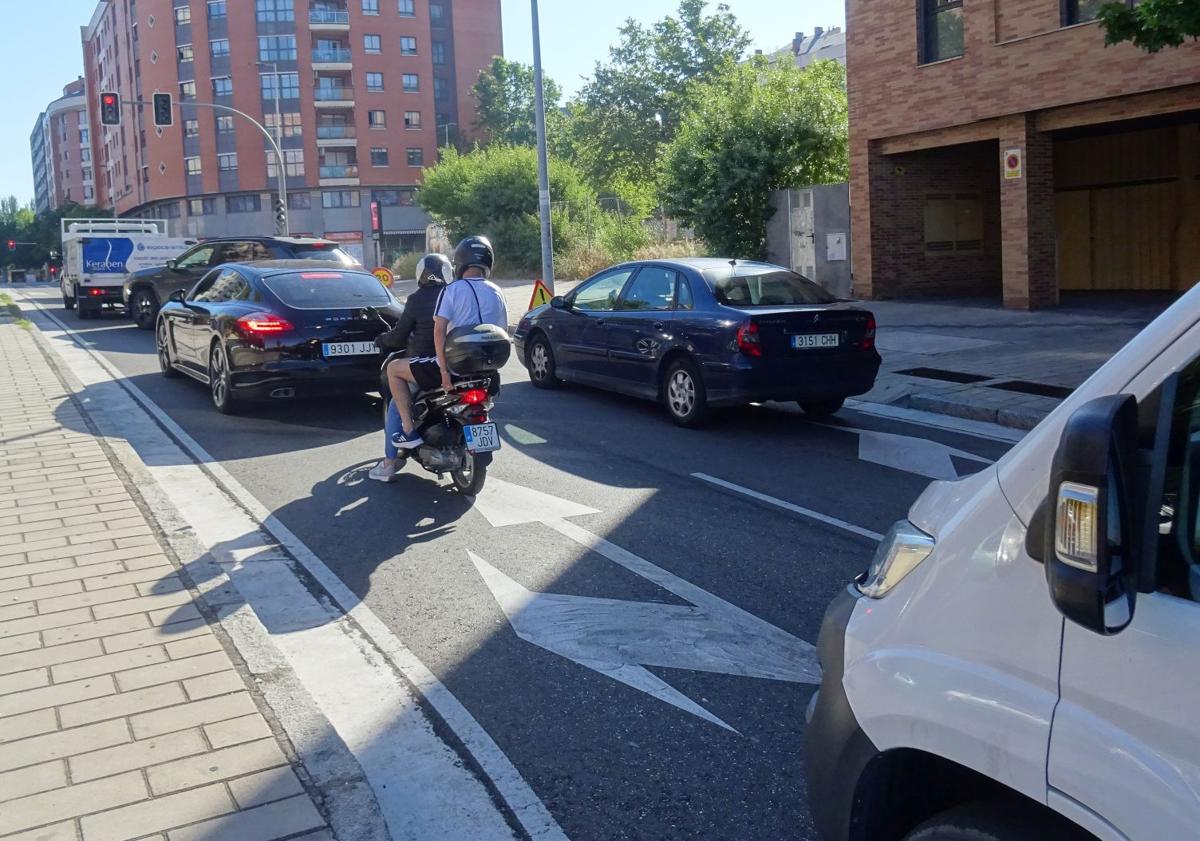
[309,9,350,25]
[316,125,356,139]
[313,88,355,101]
[312,47,352,63]
[319,164,359,178]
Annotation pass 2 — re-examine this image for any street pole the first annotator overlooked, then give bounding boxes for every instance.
[258,61,288,235]
[531,0,554,292]
[442,122,457,148]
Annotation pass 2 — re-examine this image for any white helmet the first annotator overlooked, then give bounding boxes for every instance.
[415,253,453,287]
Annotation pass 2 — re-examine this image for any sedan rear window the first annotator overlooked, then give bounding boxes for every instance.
[286,245,359,266]
[263,271,392,309]
[703,267,836,306]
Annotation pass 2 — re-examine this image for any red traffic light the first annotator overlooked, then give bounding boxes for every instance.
[6,240,14,252]
[99,91,121,126]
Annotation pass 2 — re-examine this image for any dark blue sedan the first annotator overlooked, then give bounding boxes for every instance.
[513,258,881,426]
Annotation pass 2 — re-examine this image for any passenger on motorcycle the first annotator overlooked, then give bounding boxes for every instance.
[369,253,453,483]
[433,236,509,393]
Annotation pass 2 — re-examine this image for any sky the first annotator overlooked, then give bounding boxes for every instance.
[0,0,845,204]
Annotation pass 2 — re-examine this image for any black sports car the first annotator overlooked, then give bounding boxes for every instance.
[155,261,401,413]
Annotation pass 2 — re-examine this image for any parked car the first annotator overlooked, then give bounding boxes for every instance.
[513,259,880,426]
[805,282,1200,841]
[155,261,401,414]
[124,236,361,329]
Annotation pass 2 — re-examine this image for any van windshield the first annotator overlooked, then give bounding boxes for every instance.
[703,267,836,307]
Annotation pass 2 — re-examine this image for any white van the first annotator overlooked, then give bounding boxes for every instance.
[806,284,1200,841]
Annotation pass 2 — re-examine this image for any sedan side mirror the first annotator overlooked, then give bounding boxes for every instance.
[168,289,186,304]
[550,295,569,310]
[1045,394,1140,635]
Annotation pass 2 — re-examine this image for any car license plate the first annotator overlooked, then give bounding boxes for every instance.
[792,333,840,350]
[464,422,501,453]
[322,341,376,358]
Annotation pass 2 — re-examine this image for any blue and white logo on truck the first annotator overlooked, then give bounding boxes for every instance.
[82,238,136,274]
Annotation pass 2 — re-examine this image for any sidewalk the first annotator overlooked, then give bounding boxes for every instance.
[0,314,331,840]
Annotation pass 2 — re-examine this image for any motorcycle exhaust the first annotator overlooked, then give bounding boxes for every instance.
[268,387,295,399]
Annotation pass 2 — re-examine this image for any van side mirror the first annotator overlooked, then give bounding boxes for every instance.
[1045,394,1140,635]
[550,295,568,310]
[168,289,186,304]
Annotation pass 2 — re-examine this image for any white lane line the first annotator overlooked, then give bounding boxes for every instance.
[18,290,567,841]
[691,473,884,542]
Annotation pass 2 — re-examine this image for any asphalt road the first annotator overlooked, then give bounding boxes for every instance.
[30,291,1012,841]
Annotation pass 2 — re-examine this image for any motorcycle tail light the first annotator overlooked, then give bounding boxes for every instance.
[460,388,488,406]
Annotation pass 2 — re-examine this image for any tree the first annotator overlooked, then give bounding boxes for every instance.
[570,0,751,190]
[473,57,563,147]
[1098,0,1200,52]
[661,59,849,259]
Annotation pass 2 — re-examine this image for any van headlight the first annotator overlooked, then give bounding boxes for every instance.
[858,520,935,598]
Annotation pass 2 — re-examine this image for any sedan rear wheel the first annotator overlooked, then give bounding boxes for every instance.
[209,341,238,415]
[527,334,560,390]
[156,320,179,379]
[663,358,709,428]
[131,289,158,330]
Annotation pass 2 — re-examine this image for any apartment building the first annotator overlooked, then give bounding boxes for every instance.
[848,0,1200,309]
[82,0,501,263]
[30,79,95,214]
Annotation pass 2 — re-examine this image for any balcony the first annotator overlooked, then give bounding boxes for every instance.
[309,9,350,30]
[313,87,354,108]
[312,46,352,69]
[316,125,357,147]
[319,163,359,186]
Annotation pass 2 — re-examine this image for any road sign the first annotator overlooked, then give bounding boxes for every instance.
[527,279,552,311]
[370,200,382,234]
[1004,148,1023,180]
[373,267,395,288]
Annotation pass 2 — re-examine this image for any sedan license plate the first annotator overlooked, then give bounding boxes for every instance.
[792,333,840,350]
[464,423,501,453]
[322,341,376,358]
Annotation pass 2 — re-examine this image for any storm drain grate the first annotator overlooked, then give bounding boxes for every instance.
[896,367,992,385]
[986,380,1074,400]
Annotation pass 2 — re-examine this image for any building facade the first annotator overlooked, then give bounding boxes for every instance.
[30,79,94,214]
[847,0,1200,308]
[82,0,501,264]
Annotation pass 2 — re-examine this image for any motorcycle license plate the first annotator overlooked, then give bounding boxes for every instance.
[464,423,500,453]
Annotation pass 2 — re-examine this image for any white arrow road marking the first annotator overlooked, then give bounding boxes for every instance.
[853,428,992,480]
[472,479,821,731]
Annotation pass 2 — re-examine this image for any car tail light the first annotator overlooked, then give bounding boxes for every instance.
[49,266,58,276]
[460,388,488,406]
[237,313,294,335]
[736,320,762,358]
[88,288,105,296]
[859,314,877,350]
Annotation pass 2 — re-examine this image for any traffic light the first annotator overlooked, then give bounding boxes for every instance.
[6,240,14,252]
[273,199,287,234]
[152,92,173,127]
[99,91,120,126]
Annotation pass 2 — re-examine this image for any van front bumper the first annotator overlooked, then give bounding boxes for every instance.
[804,583,880,841]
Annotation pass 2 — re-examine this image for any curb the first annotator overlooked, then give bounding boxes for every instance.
[902,392,1049,431]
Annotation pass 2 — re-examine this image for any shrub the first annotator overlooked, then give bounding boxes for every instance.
[390,251,424,281]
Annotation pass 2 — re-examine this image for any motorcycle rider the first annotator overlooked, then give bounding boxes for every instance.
[433,236,509,393]
[369,253,454,483]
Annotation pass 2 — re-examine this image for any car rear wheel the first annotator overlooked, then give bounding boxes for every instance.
[208,341,238,415]
[527,334,560,390]
[903,800,1088,841]
[798,397,845,418]
[663,357,709,428]
[130,289,158,330]
[157,320,179,379]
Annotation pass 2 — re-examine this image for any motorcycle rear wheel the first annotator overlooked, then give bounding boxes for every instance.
[451,450,487,496]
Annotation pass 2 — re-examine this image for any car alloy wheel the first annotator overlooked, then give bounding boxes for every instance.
[668,369,695,417]
[663,358,709,428]
[132,290,156,330]
[528,335,559,389]
[209,343,236,414]
[156,321,179,378]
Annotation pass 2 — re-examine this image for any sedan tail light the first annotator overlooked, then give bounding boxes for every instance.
[736,320,762,358]
[237,313,294,335]
[859,314,877,351]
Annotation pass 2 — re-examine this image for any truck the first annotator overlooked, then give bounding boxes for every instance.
[61,218,196,320]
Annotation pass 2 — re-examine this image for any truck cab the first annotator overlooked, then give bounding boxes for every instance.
[806,283,1200,841]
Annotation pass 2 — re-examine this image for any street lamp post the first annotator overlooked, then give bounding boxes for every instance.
[441,122,458,149]
[531,0,554,292]
[256,61,288,235]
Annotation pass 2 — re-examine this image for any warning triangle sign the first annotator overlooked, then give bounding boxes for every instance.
[528,279,553,312]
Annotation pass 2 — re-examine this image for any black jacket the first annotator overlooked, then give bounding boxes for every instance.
[377,284,440,358]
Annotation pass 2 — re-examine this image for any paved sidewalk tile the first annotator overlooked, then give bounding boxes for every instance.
[0,320,330,841]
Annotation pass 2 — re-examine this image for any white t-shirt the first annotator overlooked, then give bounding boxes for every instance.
[435,278,509,332]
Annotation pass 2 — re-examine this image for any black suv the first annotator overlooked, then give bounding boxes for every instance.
[122,236,361,329]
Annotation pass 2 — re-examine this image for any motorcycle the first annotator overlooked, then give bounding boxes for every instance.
[367,307,501,496]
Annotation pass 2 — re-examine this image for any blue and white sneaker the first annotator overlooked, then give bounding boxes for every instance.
[391,429,424,450]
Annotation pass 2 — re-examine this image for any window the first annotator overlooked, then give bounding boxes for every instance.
[1150,356,1200,601]
[258,36,297,62]
[267,149,305,178]
[256,0,295,22]
[83,186,95,202]
[176,244,215,268]
[261,72,300,99]
[434,77,447,100]
[207,1,226,19]
[264,112,302,137]
[1065,0,1112,24]
[174,6,191,24]
[919,0,964,63]
[572,269,634,312]
[619,268,678,311]
[79,129,89,144]
[226,194,261,213]
[193,268,251,303]
[429,2,444,23]
[431,41,445,65]
[402,73,419,92]
[404,111,421,129]
[406,147,423,167]
[322,190,360,208]
[210,39,229,59]
[368,109,387,129]
[703,266,836,305]
[363,0,379,12]
[288,191,311,210]
[188,198,215,215]
[177,44,194,62]
[218,153,238,172]
[264,271,391,308]
[398,0,414,15]
[366,72,384,92]
[401,36,418,56]
[180,80,196,100]
[217,115,235,133]
[212,77,233,97]
[183,119,199,137]
[81,148,91,162]
[924,192,983,254]
[185,157,201,176]
[364,34,381,53]
[82,167,93,182]
[370,147,389,166]
[157,202,181,219]
[372,189,400,206]
[677,276,694,310]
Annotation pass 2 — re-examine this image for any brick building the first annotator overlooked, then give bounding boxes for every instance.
[847,0,1200,308]
[30,79,96,214]
[82,0,501,264]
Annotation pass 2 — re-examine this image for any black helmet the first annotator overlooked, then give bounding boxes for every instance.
[453,236,495,279]
[415,253,453,287]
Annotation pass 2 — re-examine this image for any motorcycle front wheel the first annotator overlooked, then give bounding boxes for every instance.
[451,449,487,496]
